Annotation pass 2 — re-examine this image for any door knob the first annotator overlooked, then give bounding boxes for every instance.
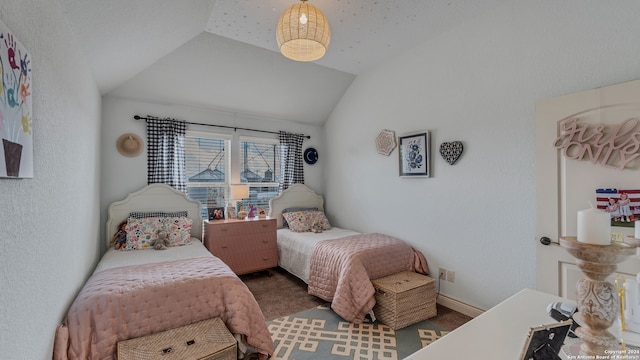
[540,236,552,245]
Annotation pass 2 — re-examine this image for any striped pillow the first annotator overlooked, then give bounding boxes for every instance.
[129,211,188,219]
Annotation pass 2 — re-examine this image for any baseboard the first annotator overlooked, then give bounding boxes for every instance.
[436,293,484,318]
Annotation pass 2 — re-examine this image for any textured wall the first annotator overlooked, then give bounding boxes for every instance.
[323,0,640,310]
[0,1,101,359]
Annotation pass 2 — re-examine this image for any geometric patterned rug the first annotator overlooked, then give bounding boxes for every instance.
[267,304,449,360]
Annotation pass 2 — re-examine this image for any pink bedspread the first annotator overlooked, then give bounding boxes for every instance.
[308,233,428,323]
[53,256,274,360]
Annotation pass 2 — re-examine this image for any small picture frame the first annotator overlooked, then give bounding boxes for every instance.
[258,207,267,218]
[399,131,430,177]
[595,188,640,228]
[208,207,225,221]
[519,320,572,360]
[226,206,236,220]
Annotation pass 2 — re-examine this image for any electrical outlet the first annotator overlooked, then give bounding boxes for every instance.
[439,267,446,280]
[446,269,455,283]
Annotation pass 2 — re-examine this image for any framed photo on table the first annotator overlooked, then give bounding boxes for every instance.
[208,207,225,221]
[519,320,572,360]
[399,131,430,177]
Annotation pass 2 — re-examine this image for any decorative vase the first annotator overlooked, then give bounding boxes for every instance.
[560,237,637,356]
[3,138,23,177]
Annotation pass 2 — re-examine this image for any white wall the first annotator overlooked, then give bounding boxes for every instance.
[101,95,324,246]
[324,0,640,310]
[0,1,101,359]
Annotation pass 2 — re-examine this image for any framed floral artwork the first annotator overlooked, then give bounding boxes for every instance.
[399,131,430,177]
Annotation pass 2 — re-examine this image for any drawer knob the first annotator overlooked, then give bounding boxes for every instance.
[221,245,228,249]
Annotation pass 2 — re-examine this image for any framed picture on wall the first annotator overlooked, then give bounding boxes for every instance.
[208,207,225,221]
[0,19,33,178]
[399,131,430,177]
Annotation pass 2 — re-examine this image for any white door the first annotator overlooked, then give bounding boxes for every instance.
[535,79,640,300]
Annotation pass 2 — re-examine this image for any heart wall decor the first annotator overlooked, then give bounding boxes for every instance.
[439,141,464,165]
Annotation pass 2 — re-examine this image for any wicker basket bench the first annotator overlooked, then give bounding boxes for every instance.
[372,271,437,330]
[117,317,236,360]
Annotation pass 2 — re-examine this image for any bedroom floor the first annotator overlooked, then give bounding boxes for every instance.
[240,267,473,330]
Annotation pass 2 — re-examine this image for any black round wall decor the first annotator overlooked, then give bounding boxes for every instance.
[304,147,318,164]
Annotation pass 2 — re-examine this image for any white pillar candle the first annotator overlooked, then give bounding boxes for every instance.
[577,207,611,245]
[635,221,640,239]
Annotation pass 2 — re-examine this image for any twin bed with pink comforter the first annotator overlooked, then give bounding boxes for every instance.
[53,184,274,360]
[269,184,430,324]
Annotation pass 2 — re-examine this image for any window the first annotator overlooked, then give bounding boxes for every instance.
[239,136,281,211]
[184,131,231,219]
[184,132,281,218]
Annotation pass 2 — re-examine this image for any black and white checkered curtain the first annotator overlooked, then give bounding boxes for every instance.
[279,131,305,191]
[146,117,186,192]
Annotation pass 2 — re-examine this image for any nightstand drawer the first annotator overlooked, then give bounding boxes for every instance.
[209,220,275,237]
[215,247,278,275]
[214,234,275,250]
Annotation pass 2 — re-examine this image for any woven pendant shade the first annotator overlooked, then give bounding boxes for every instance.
[276,1,331,62]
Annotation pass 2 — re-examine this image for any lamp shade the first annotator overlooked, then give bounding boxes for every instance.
[276,1,331,62]
[230,184,249,200]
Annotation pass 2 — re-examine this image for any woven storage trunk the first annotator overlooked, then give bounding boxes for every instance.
[117,317,236,360]
[372,271,437,330]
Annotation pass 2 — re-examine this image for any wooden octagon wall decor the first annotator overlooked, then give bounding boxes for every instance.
[376,129,396,156]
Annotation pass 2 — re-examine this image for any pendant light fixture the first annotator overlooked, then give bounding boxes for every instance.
[276,0,331,62]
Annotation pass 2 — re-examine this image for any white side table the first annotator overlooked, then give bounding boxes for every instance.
[405,288,569,360]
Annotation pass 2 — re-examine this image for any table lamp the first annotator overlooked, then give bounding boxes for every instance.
[227,184,249,219]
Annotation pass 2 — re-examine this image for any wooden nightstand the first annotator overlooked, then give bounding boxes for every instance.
[204,218,277,275]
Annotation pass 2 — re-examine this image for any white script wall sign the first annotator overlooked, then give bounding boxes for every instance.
[553,117,640,170]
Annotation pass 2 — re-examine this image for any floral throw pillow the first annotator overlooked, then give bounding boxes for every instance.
[165,217,193,246]
[124,216,193,250]
[282,211,332,232]
[308,211,332,231]
[282,207,318,228]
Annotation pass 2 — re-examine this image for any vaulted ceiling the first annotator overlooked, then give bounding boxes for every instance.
[59,0,507,125]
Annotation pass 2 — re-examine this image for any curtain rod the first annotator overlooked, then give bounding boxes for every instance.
[133,115,310,139]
